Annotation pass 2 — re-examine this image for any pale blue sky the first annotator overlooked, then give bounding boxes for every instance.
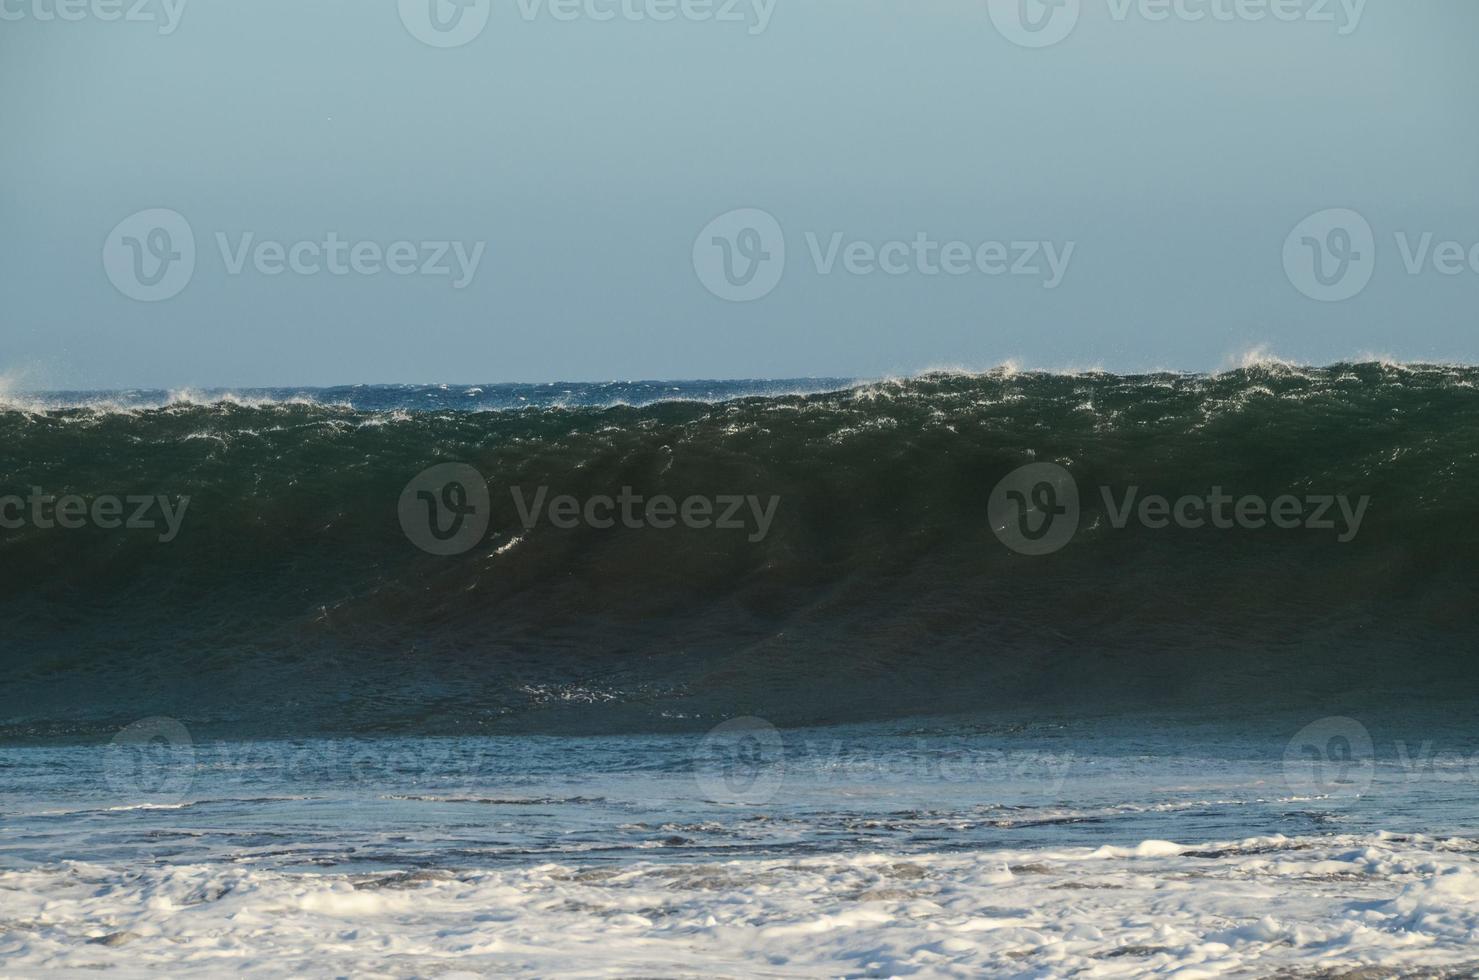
[2,0,1477,388]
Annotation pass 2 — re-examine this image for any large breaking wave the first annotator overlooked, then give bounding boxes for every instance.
[3,364,1478,740]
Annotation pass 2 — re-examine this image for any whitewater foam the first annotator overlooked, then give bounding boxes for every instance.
[5,833,1479,977]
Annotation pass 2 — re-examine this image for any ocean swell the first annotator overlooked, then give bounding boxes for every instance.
[3,364,1478,740]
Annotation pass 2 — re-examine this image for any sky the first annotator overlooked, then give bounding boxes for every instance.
[2,0,1478,389]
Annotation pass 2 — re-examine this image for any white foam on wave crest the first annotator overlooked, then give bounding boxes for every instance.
[161,388,339,411]
[0,371,49,414]
[4,362,1476,419]
[1216,345,1479,378]
[5,832,1479,977]
[0,385,350,417]
[1219,344,1301,374]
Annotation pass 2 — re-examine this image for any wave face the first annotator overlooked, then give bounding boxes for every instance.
[3,365,1479,740]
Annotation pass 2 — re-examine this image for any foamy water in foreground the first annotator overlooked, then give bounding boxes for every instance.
[8,834,1479,976]
[5,717,1479,976]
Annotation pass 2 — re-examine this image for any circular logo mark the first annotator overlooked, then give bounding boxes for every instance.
[399,463,491,556]
[988,462,1080,556]
[694,717,785,805]
[103,209,196,302]
[693,208,785,302]
[986,0,1081,48]
[1284,716,1375,798]
[1283,208,1376,302]
[103,717,196,804]
[399,0,491,48]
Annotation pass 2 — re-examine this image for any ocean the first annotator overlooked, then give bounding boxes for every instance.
[4,364,1479,975]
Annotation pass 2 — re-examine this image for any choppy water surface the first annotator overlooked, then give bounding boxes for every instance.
[6,714,1479,875]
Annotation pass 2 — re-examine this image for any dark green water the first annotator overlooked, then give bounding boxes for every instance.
[3,365,1477,741]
